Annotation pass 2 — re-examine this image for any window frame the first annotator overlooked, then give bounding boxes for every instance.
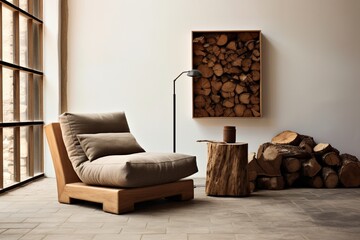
[0,0,43,192]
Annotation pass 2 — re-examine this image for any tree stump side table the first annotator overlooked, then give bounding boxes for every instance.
[206,142,250,197]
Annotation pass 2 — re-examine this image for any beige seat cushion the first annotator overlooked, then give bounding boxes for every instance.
[59,112,198,187]
[81,152,197,188]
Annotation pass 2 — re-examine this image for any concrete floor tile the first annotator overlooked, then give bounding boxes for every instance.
[93,233,141,240]
[141,233,188,240]
[2,229,31,235]
[42,234,94,240]
[1,178,360,240]
[0,234,23,239]
[19,234,46,240]
[189,233,236,240]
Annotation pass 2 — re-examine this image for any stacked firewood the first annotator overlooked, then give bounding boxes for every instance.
[248,130,360,191]
[192,31,261,117]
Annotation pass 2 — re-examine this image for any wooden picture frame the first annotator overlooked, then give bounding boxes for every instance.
[192,30,262,118]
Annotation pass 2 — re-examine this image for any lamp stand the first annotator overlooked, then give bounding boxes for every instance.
[172,70,202,153]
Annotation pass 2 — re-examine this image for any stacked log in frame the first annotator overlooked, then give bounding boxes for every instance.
[192,31,261,118]
[248,130,360,190]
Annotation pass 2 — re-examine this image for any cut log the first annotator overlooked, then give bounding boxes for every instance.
[255,155,282,177]
[285,172,300,187]
[247,152,258,182]
[257,142,273,160]
[338,154,360,187]
[211,80,222,93]
[302,157,322,177]
[194,95,206,108]
[250,143,281,177]
[221,81,236,92]
[263,144,311,161]
[197,64,214,78]
[249,181,256,193]
[257,176,285,190]
[251,71,260,81]
[216,34,228,46]
[251,109,261,117]
[322,167,339,188]
[226,41,237,50]
[304,175,323,188]
[194,78,211,96]
[206,142,249,196]
[234,104,246,117]
[299,137,316,153]
[213,64,224,77]
[313,143,333,155]
[235,84,246,94]
[322,152,341,167]
[271,130,300,145]
[241,58,252,71]
[282,157,301,173]
[223,98,235,108]
[239,93,250,104]
[243,109,253,117]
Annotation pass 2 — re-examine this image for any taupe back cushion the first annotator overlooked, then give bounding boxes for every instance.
[59,112,130,174]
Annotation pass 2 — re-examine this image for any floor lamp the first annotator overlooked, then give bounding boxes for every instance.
[173,69,202,153]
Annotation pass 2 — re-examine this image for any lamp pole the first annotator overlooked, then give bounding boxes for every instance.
[173,70,202,153]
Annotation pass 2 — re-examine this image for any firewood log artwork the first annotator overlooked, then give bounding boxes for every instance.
[249,130,360,190]
[192,31,261,117]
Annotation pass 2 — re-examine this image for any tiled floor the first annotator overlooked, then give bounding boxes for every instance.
[0,178,360,240]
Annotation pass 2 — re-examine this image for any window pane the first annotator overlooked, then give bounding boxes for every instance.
[31,0,41,19]
[34,75,41,120]
[6,1,16,6]
[32,23,41,70]
[19,0,28,12]
[3,128,15,187]
[3,68,14,122]
[20,127,29,180]
[2,6,15,64]
[33,125,42,174]
[20,72,28,121]
[19,15,28,68]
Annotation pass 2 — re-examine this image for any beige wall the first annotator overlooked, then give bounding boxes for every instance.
[62,0,360,177]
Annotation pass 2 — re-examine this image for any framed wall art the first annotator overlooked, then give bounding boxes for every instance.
[192,30,262,118]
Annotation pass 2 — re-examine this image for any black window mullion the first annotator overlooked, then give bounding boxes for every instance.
[0,0,42,24]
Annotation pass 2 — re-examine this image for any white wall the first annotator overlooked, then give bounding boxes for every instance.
[43,0,60,177]
[63,0,360,177]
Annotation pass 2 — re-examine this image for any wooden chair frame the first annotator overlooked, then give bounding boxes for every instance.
[44,123,194,214]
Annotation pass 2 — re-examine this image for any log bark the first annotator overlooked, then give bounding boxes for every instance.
[322,167,339,188]
[304,175,323,188]
[282,157,301,173]
[248,153,258,182]
[206,142,249,196]
[257,176,285,190]
[299,137,316,153]
[249,181,256,193]
[285,172,300,187]
[257,142,273,160]
[263,144,311,161]
[302,157,322,177]
[271,130,300,145]
[338,154,360,187]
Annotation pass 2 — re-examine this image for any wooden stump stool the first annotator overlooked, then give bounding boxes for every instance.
[206,142,250,196]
